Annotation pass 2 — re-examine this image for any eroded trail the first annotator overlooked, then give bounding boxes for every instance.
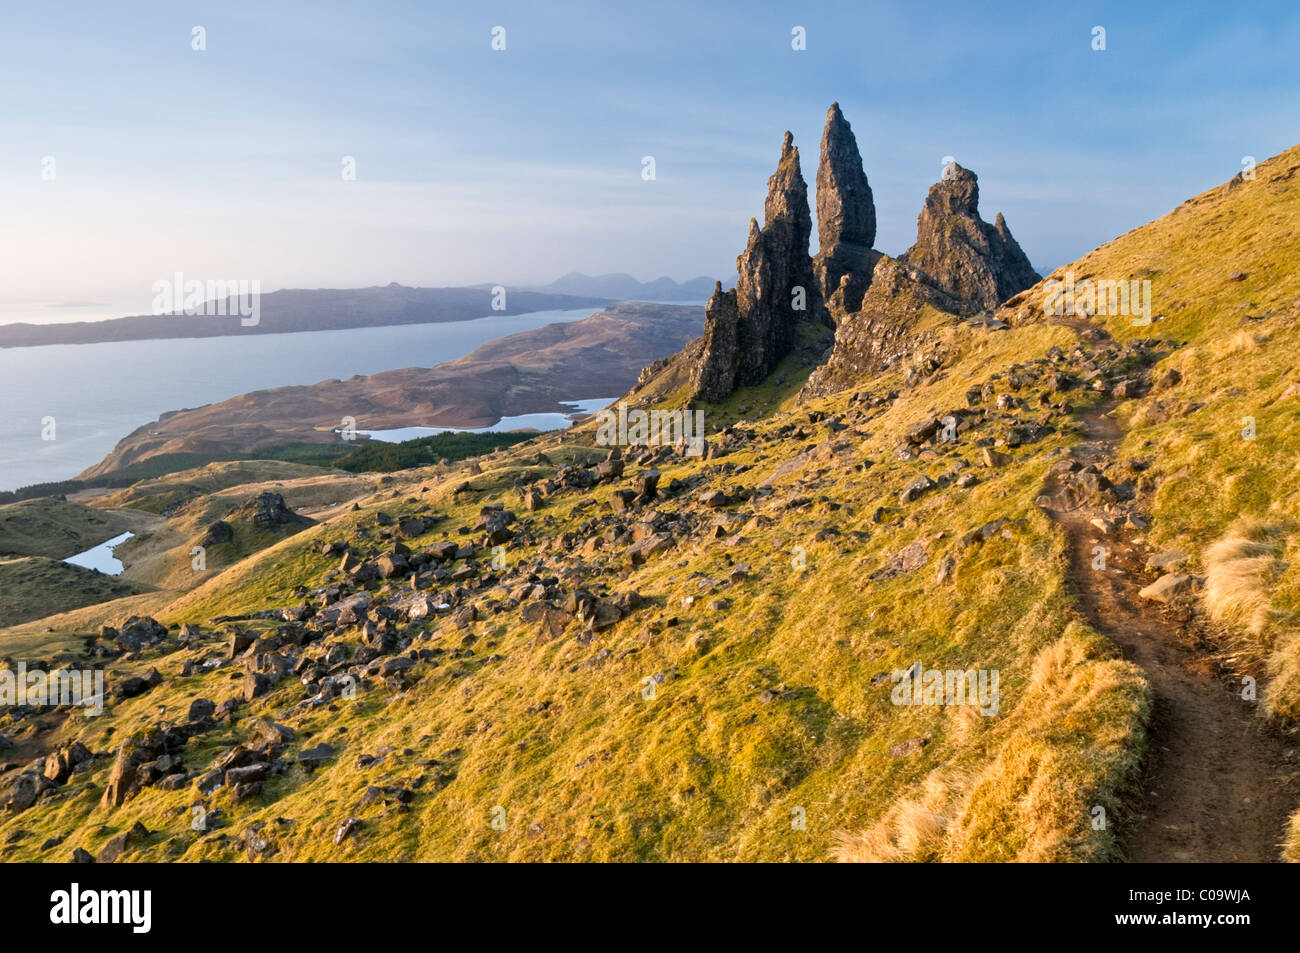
[1040,325,1295,862]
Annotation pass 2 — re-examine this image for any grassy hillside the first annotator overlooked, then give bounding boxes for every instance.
[0,497,140,559]
[997,146,1300,858]
[333,430,538,472]
[1001,146,1300,718]
[0,557,151,628]
[96,460,345,516]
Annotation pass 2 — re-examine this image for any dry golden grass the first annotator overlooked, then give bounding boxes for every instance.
[1202,520,1287,638]
[1285,808,1300,863]
[1030,632,1075,684]
[942,624,1149,862]
[947,699,986,746]
[834,623,1149,863]
[832,770,959,862]
[1265,632,1300,723]
[1212,329,1268,358]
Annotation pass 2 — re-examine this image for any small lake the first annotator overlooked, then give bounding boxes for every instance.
[64,531,134,575]
[0,307,598,491]
[360,397,616,442]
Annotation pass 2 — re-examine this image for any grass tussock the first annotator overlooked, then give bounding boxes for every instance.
[1198,520,1300,722]
[832,770,960,862]
[1285,808,1300,863]
[1202,519,1288,638]
[1267,632,1300,723]
[1212,328,1268,358]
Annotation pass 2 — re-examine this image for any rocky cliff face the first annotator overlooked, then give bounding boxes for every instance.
[800,254,965,399]
[690,132,820,402]
[813,102,877,318]
[901,163,1039,313]
[801,162,1039,401]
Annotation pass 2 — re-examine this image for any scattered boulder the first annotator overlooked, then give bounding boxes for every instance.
[334,817,363,845]
[239,492,314,531]
[634,470,661,499]
[1138,573,1194,604]
[427,541,460,562]
[700,489,730,508]
[905,419,940,445]
[899,475,937,504]
[113,616,168,652]
[872,541,929,580]
[42,742,92,785]
[101,738,162,809]
[114,668,163,700]
[246,718,295,749]
[889,737,929,758]
[229,630,255,658]
[242,672,273,702]
[377,553,410,579]
[3,771,54,814]
[97,821,149,863]
[298,743,336,768]
[1146,550,1188,573]
[627,533,674,566]
[521,603,573,642]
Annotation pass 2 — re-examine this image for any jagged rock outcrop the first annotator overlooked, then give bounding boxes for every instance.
[800,255,965,400]
[690,284,742,402]
[813,103,877,318]
[802,161,1039,401]
[690,132,820,402]
[238,492,313,531]
[901,163,1039,312]
[680,120,1038,406]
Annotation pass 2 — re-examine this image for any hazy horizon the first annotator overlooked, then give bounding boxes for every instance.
[0,272,718,326]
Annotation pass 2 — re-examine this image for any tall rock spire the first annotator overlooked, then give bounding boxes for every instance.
[901,162,1039,312]
[801,161,1041,402]
[690,132,820,402]
[813,102,877,317]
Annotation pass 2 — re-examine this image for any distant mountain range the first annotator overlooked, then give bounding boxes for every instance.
[520,272,725,301]
[0,274,724,348]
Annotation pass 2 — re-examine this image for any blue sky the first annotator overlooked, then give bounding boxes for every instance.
[2,0,1298,321]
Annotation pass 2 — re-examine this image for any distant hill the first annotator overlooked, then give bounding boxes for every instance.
[78,301,706,477]
[524,272,723,301]
[0,497,135,559]
[0,284,609,348]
